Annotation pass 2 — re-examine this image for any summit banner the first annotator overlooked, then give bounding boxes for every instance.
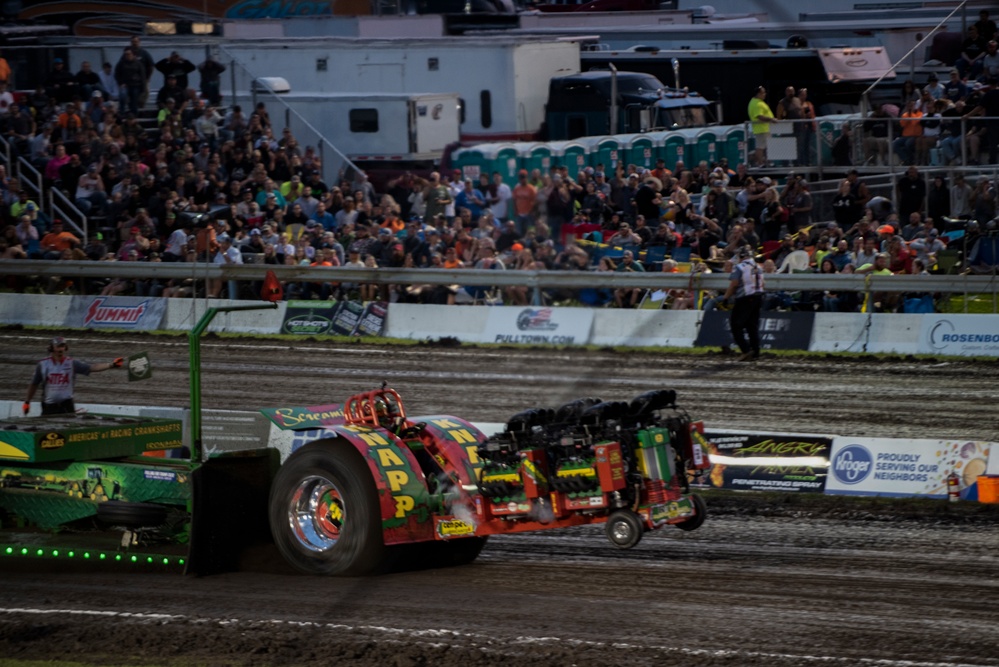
[65,296,167,331]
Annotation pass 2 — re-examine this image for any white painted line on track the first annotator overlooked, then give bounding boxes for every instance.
[0,607,989,667]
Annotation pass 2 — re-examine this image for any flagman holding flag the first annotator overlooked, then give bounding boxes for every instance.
[24,337,124,416]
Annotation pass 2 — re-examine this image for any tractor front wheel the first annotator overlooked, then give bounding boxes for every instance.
[605,510,644,549]
[269,441,385,576]
[675,494,707,532]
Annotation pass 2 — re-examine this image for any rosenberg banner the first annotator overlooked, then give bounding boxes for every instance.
[281,300,387,337]
[693,430,832,493]
[484,307,594,346]
[65,296,167,330]
[919,314,999,356]
[825,438,993,498]
[695,311,814,350]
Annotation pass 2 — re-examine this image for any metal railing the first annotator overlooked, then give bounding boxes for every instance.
[217,44,365,188]
[49,187,89,242]
[2,260,996,296]
[15,156,43,204]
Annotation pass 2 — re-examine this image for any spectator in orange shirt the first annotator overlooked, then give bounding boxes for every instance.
[56,105,84,142]
[511,169,536,235]
[382,211,405,236]
[39,220,80,260]
[442,245,464,269]
[0,50,11,85]
[892,100,923,166]
[194,219,219,261]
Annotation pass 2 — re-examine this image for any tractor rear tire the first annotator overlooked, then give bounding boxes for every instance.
[605,510,644,549]
[269,441,385,576]
[675,494,707,532]
[96,501,167,528]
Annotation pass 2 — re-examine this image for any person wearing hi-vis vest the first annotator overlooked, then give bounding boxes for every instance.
[23,337,124,416]
[723,246,766,362]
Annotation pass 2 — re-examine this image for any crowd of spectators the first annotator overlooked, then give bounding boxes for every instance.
[0,41,981,313]
[850,11,999,169]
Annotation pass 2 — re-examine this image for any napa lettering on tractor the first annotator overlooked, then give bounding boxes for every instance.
[0,305,713,576]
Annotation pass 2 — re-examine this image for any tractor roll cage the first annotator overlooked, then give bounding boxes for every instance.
[344,388,406,428]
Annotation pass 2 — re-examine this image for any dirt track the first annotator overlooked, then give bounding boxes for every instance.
[0,330,998,666]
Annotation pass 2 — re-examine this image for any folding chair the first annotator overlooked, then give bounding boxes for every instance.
[670,246,692,262]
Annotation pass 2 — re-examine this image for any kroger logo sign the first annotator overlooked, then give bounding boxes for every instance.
[831,444,873,485]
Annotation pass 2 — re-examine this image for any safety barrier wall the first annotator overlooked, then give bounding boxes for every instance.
[2,399,993,502]
[3,295,999,356]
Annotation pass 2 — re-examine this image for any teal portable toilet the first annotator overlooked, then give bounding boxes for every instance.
[662,132,687,170]
[454,143,522,184]
[693,129,720,166]
[522,142,556,176]
[491,144,522,185]
[559,141,588,175]
[579,135,624,174]
[625,133,657,170]
[721,126,747,166]
[451,143,494,182]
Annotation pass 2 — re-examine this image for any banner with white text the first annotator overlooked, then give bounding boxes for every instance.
[694,430,832,493]
[65,296,167,331]
[825,437,993,499]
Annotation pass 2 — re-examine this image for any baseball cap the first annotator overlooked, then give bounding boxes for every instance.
[50,336,67,349]
[53,57,63,64]
[218,234,231,243]
[929,228,939,236]
[378,227,391,235]
[92,90,102,98]
[760,177,773,185]
[877,225,894,234]
[250,228,261,236]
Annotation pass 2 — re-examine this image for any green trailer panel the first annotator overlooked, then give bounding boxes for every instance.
[0,414,184,464]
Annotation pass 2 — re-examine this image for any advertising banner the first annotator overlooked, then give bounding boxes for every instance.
[65,296,167,331]
[695,311,815,350]
[484,307,594,346]
[353,301,388,337]
[281,300,339,336]
[693,430,832,493]
[330,300,366,336]
[918,314,999,356]
[282,300,387,337]
[825,437,993,498]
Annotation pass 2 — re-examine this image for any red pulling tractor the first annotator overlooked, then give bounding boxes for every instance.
[269,386,713,575]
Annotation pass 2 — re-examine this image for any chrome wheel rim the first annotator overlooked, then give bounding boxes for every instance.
[611,520,633,543]
[288,475,345,552]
